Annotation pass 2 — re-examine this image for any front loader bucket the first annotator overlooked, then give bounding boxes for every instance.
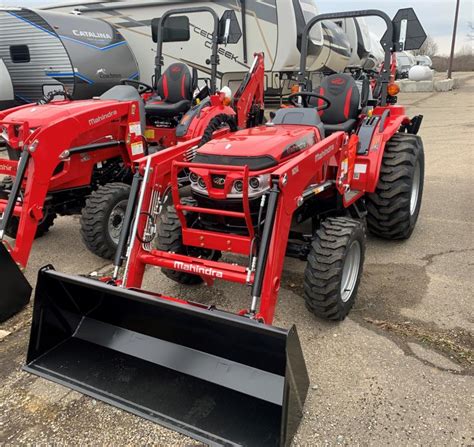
[0,243,32,321]
[25,267,310,446]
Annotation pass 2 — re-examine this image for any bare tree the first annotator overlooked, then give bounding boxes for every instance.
[412,35,439,57]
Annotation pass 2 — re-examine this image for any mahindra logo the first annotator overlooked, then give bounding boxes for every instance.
[88,110,118,126]
[171,66,182,73]
[212,176,226,187]
[173,261,223,279]
[331,78,345,85]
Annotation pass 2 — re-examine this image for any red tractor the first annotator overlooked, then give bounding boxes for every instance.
[21,8,426,447]
[0,7,265,320]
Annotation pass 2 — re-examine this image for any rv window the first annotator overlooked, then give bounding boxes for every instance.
[151,16,190,43]
[10,45,30,63]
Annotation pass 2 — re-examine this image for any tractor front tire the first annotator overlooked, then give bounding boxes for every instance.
[4,211,56,239]
[80,182,130,259]
[157,203,220,285]
[367,133,424,239]
[304,217,366,321]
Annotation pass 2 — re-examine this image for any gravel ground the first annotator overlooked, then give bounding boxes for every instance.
[0,74,473,446]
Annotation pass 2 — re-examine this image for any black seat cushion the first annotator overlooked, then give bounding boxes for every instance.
[145,99,191,118]
[272,108,325,139]
[310,74,360,134]
[145,63,193,118]
[323,119,357,134]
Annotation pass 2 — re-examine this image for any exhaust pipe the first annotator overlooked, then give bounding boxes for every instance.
[25,267,309,446]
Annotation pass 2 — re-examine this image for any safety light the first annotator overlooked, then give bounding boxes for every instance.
[291,84,300,94]
[388,83,400,96]
[220,86,232,106]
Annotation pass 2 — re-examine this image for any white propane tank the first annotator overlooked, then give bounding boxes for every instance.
[409,65,434,81]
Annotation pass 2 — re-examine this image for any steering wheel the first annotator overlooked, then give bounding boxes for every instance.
[39,90,73,104]
[120,79,154,94]
[288,92,331,112]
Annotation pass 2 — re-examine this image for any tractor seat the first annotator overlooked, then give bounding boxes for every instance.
[145,63,193,118]
[311,73,361,135]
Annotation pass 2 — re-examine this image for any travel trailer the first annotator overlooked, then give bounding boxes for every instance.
[0,58,14,109]
[0,1,385,105]
[0,7,139,106]
[47,1,383,93]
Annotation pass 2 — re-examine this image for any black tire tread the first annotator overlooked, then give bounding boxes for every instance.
[366,132,424,239]
[304,217,366,321]
[156,203,205,285]
[80,182,130,259]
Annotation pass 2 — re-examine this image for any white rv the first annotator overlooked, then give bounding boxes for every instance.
[0,7,139,106]
[0,58,14,109]
[46,0,383,95]
[1,1,385,105]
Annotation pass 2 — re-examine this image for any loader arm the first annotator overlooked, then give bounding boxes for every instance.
[0,99,142,268]
[122,129,347,324]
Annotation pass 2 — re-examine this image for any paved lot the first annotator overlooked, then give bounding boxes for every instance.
[1,75,473,446]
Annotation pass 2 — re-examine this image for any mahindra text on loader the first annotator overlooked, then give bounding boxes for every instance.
[19,7,426,447]
[0,7,265,321]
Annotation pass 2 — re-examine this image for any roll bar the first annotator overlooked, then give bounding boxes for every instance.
[299,10,396,106]
[154,7,220,94]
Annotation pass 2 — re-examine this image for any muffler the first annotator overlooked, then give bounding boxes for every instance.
[25,267,309,446]
[0,243,31,321]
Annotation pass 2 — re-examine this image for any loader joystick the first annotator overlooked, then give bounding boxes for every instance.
[120,79,154,94]
[39,90,73,104]
[288,92,331,111]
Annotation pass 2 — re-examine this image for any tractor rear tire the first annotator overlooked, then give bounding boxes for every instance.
[366,133,424,239]
[80,182,130,260]
[304,217,366,321]
[197,114,238,148]
[157,202,220,285]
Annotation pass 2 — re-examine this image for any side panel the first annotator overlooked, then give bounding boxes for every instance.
[38,10,139,99]
[0,59,15,109]
[0,10,73,104]
[50,1,280,88]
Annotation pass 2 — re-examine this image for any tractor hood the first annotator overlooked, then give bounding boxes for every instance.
[194,125,318,170]
[0,99,120,128]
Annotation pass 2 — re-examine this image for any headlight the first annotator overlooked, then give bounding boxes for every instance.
[197,177,207,189]
[190,172,208,194]
[230,175,270,198]
[189,172,199,183]
[249,177,260,189]
[249,174,270,194]
[233,180,243,193]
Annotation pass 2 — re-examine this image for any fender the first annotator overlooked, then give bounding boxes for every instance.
[354,105,409,193]
[185,101,236,140]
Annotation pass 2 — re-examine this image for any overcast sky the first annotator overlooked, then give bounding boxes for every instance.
[1,0,472,55]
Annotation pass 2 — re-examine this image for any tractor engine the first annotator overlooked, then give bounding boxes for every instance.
[189,124,321,233]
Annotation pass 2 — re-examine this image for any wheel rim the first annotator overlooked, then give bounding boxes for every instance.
[340,240,361,303]
[410,160,421,216]
[108,200,128,244]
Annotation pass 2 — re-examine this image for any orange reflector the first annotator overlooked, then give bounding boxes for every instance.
[291,84,300,94]
[388,83,400,96]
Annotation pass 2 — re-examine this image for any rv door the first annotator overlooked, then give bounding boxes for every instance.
[0,59,14,108]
